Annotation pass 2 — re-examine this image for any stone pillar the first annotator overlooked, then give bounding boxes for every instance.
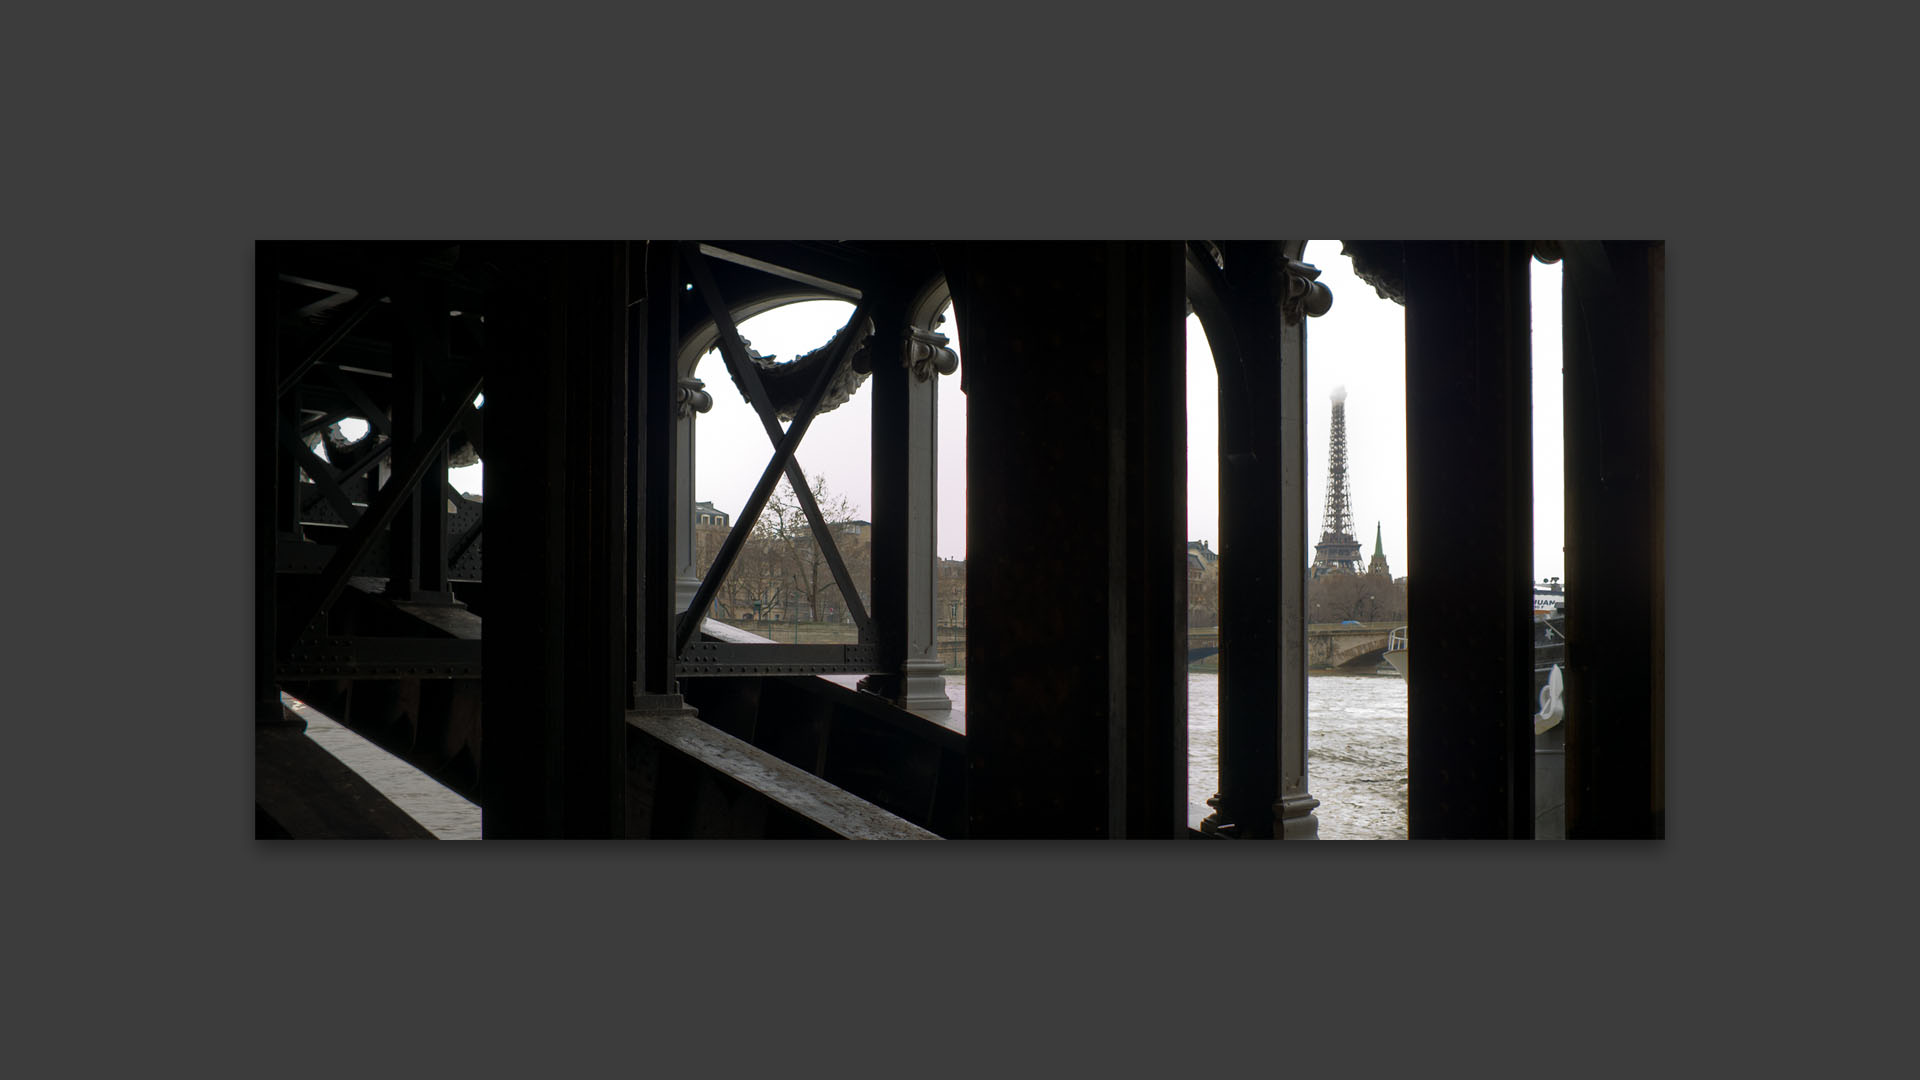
[1276,254,1320,837]
[861,305,957,715]
[1404,241,1535,838]
[673,375,712,613]
[1201,242,1324,839]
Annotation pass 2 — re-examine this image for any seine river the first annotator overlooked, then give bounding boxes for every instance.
[283,672,1409,840]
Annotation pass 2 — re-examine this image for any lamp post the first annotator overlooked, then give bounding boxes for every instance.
[949,599,960,671]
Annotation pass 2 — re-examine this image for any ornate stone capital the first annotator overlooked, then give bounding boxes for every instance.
[904,325,959,383]
[676,376,713,419]
[1282,257,1334,325]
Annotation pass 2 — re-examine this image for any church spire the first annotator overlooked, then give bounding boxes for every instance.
[1368,521,1390,577]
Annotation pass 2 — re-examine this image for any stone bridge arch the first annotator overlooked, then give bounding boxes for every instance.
[1307,624,1397,670]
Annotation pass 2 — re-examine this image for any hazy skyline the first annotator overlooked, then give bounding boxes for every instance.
[454,243,1566,582]
[1286,240,1565,583]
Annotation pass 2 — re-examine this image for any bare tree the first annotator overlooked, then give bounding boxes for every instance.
[694,513,774,623]
[1308,569,1406,624]
[689,475,879,630]
[764,473,867,624]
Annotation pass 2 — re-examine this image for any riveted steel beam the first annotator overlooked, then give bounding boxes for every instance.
[448,503,484,566]
[696,243,864,300]
[674,641,879,677]
[277,635,482,680]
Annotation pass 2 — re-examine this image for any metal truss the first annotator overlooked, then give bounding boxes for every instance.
[671,243,878,677]
[265,248,486,658]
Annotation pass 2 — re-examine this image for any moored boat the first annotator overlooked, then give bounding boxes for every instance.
[1378,581,1569,835]
[1383,626,1409,678]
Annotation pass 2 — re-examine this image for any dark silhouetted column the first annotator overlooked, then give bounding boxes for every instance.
[862,299,956,714]
[1562,241,1664,838]
[945,241,1187,838]
[482,242,630,837]
[1405,241,1535,838]
[1202,242,1322,839]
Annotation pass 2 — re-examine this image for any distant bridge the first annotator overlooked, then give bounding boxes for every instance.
[1187,630,1220,664]
[1187,623,1402,670]
[1305,622,1400,669]
[712,619,1401,671]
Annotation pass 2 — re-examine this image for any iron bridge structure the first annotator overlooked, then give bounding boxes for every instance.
[256,240,1664,840]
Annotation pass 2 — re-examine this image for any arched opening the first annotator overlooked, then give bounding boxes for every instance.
[1184,309,1222,811]
[1300,238,1412,839]
[256,239,1658,840]
[685,298,870,633]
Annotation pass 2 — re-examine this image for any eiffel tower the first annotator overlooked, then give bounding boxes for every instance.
[1312,385,1363,577]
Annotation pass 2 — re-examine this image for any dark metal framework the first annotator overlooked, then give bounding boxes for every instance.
[256,239,1664,841]
[263,246,489,684]
[670,244,876,676]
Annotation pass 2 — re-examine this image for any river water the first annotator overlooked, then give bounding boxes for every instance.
[282,671,1408,840]
[946,673,1409,840]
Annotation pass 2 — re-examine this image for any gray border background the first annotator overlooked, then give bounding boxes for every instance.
[16,4,1889,1075]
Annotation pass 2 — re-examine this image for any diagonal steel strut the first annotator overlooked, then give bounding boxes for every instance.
[276,290,382,400]
[675,285,872,656]
[323,363,396,440]
[284,367,484,651]
[686,249,873,639]
[278,423,361,526]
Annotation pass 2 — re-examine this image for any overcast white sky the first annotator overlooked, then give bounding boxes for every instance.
[451,244,1565,581]
[1282,241,1565,583]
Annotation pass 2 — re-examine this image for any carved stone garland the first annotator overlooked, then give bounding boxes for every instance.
[722,320,874,423]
